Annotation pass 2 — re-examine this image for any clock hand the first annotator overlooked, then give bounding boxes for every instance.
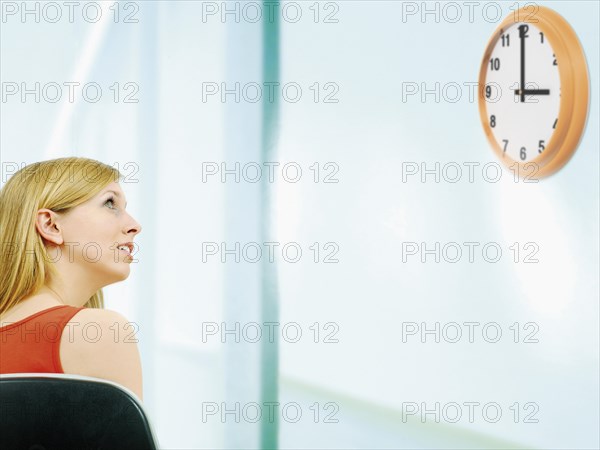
[514,89,550,95]
[519,24,526,103]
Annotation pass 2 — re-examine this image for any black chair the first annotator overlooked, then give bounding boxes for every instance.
[0,373,160,450]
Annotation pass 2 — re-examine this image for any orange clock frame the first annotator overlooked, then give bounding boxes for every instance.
[478,5,590,178]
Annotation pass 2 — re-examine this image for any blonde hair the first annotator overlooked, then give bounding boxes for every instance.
[0,157,123,315]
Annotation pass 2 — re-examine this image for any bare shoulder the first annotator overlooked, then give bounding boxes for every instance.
[64,308,137,344]
[60,308,143,401]
[67,307,133,331]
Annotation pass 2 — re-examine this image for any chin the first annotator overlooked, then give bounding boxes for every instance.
[118,265,131,280]
[108,263,131,282]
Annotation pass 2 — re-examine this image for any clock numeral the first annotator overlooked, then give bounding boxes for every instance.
[490,115,496,128]
[520,147,527,161]
[501,33,510,47]
[519,24,529,38]
[502,139,509,153]
[553,118,558,129]
[538,140,545,153]
[485,85,492,99]
[553,54,557,66]
[490,58,500,71]
[539,32,544,44]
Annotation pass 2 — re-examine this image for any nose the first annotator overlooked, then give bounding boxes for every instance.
[124,213,142,237]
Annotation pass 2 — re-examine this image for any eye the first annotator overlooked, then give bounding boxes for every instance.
[104,197,117,210]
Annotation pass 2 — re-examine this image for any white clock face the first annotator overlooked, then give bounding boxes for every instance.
[484,22,561,163]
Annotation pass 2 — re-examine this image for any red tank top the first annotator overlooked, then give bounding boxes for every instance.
[0,305,85,374]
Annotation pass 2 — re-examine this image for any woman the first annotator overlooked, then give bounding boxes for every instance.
[0,157,144,401]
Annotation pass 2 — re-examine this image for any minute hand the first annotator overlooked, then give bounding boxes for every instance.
[519,25,526,103]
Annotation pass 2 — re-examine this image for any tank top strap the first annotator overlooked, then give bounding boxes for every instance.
[42,304,86,324]
[47,305,86,372]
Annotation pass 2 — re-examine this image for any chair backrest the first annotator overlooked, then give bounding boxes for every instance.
[0,373,160,450]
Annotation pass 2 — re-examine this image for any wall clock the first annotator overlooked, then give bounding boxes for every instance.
[478,5,590,179]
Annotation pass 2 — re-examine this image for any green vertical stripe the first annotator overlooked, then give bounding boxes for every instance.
[260,2,280,449]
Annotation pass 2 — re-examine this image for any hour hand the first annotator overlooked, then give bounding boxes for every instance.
[514,88,551,98]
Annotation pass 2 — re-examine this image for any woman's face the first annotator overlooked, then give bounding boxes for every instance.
[40,181,142,287]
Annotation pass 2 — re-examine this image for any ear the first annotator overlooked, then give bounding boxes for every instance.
[35,209,64,246]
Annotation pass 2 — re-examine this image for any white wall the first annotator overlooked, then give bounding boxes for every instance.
[276,1,599,448]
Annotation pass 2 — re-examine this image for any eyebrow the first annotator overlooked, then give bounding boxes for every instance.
[104,190,128,208]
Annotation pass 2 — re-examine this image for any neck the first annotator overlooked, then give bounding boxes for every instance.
[38,282,95,308]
